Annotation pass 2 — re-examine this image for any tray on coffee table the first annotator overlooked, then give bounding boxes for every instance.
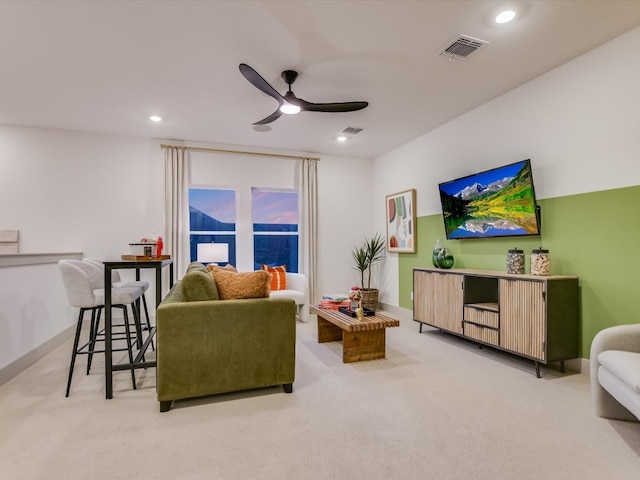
[338,306,375,317]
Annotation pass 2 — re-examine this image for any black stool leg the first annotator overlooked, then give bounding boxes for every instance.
[131,302,143,350]
[66,308,86,397]
[141,294,154,351]
[121,306,137,390]
[131,302,145,363]
[86,307,102,374]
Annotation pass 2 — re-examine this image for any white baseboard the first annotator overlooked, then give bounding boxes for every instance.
[0,309,150,388]
[579,357,590,376]
[0,325,74,387]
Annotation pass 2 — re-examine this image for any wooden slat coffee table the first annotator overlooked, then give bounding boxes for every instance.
[310,305,400,363]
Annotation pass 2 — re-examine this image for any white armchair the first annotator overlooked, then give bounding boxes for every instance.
[269,272,310,323]
[590,324,640,422]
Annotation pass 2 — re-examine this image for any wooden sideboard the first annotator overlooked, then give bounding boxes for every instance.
[413,268,579,377]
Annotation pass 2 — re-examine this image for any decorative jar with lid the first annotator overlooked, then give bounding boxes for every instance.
[507,248,525,274]
[531,248,550,275]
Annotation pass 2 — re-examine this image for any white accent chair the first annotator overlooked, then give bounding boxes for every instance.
[269,272,310,323]
[58,259,144,396]
[590,324,640,422]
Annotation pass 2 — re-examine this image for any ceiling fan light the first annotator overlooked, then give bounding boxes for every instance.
[280,103,301,115]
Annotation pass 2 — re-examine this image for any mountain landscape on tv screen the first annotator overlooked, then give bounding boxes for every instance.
[440,161,539,239]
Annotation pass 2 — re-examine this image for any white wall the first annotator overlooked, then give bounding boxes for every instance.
[316,153,375,294]
[374,26,640,307]
[0,262,69,379]
[0,127,164,254]
[0,126,164,373]
[0,127,374,374]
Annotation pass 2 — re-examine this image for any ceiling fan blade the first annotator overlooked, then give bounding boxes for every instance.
[253,108,283,125]
[293,97,369,113]
[239,63,284,104]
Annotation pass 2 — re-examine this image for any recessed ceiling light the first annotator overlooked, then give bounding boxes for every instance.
[495,10,516,24]
[337,135,347,142]
[149,115,162,122]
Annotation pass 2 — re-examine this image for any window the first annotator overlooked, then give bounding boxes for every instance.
[188,149,301,270]
[188,187,299,272]
[252,188,299,272]
[188,188,236,265]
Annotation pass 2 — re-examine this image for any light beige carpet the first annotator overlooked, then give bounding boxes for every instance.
[1,314,639,479]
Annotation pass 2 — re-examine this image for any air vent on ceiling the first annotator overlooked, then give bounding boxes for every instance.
[438,34,489,60]
[340,126,363,135]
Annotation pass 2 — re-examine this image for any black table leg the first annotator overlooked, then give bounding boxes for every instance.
[102,258,172,399]
[155,265,162,308]
[105,265,113,399]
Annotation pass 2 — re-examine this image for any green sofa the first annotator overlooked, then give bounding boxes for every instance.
[156,264,296,412]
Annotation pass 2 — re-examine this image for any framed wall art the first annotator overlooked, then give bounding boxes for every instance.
[386,188,416,253]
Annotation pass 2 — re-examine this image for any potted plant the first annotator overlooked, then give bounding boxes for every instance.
[351,233,385,310]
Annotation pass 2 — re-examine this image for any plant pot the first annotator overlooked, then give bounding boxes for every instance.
[360,288,379,311]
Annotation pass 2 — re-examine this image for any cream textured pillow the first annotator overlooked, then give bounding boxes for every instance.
[210,268,270,300]
[207,264,238,274]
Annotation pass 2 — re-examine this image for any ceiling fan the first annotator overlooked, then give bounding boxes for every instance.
[239,63,369,125]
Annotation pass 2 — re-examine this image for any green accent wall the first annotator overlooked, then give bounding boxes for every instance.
[398,184,640,358]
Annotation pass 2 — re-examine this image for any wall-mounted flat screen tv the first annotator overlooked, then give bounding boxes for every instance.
[438,159,541,239]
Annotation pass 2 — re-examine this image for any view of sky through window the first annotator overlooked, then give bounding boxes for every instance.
[252,189,298,225]
[189,189,235,223]
[188,187,298,270]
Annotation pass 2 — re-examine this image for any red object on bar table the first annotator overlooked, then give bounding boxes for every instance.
[156,236,163,257]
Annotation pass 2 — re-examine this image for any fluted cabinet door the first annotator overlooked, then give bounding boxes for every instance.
[499,279,545,360]
[414,270,463,334]
[413,269,430,324]
[436,272,464,334]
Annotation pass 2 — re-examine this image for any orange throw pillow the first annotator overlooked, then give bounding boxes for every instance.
[262,264,287,291]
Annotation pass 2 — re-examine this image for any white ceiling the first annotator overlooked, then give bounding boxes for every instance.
[1,1,640,159]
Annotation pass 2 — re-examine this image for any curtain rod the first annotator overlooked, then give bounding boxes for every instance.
[160,143,320,161]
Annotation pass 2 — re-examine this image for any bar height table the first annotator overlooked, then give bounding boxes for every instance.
[103,258,174,399]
